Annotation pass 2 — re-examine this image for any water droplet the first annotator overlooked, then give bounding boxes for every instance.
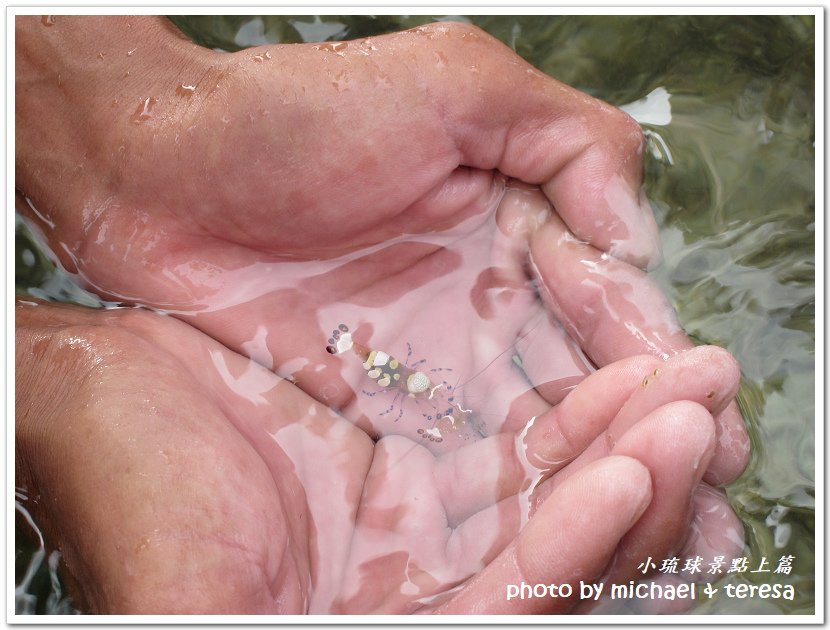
[130,96,158,124]
[331,70,350,92]
[41,15,55,26]
[127,48,137,56]
[252,54,265,62]
[110,98,118,108]
[97,51,104,60]
[314,41,348,56]
[175,83,196,97]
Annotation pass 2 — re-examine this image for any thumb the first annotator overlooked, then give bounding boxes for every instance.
[429,22,660,268]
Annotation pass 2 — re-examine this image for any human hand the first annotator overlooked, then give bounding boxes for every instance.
[16,15,749,613]
[16,299,742,614]
[15,15,745,460]
[16,14,661,345]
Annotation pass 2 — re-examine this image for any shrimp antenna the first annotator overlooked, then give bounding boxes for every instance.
[450,314,544,396]
[419,313,545,439]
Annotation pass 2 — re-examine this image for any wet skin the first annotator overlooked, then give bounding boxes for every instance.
[16,299,743,614]
[16,16,749,613]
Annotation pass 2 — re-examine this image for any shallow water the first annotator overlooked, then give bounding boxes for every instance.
[15,15,815,614]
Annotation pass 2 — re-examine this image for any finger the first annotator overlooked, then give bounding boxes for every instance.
[528,211,693,367]
[609,346,748,486]
[596,346,749,483]
[541,142,661,271]
[707,402,751,486]
[586,483,744,614]
[521,354,661,472]
[680,483,746,570]
[514,308,595,407]
[449,181,596,430]
[528,207,750,485]
[642,486,744,614]
[609,345,740,435]
[555,345,745,486]
[601,401,717,585]
[433,354,660,526]
[433,456,652,614]
[492,181,620,408]
[491,179,550,276]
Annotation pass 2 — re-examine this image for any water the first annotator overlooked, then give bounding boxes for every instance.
[15,15,815,614]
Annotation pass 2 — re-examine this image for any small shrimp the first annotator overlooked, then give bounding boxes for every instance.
[325,324,481,442]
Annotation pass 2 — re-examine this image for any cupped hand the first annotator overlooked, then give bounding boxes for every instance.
[16,299,742,614]
[17,17,661,362]
[16,15,750,614]
[15,16,746,462]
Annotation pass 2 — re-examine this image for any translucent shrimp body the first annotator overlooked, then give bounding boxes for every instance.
[326,324,481,444]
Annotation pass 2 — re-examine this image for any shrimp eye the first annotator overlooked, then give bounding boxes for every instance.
[339,324,348,332]
[327,338,335,345]
[326,345,337,354]
[332,330,341,339]
[448,396,454,402]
